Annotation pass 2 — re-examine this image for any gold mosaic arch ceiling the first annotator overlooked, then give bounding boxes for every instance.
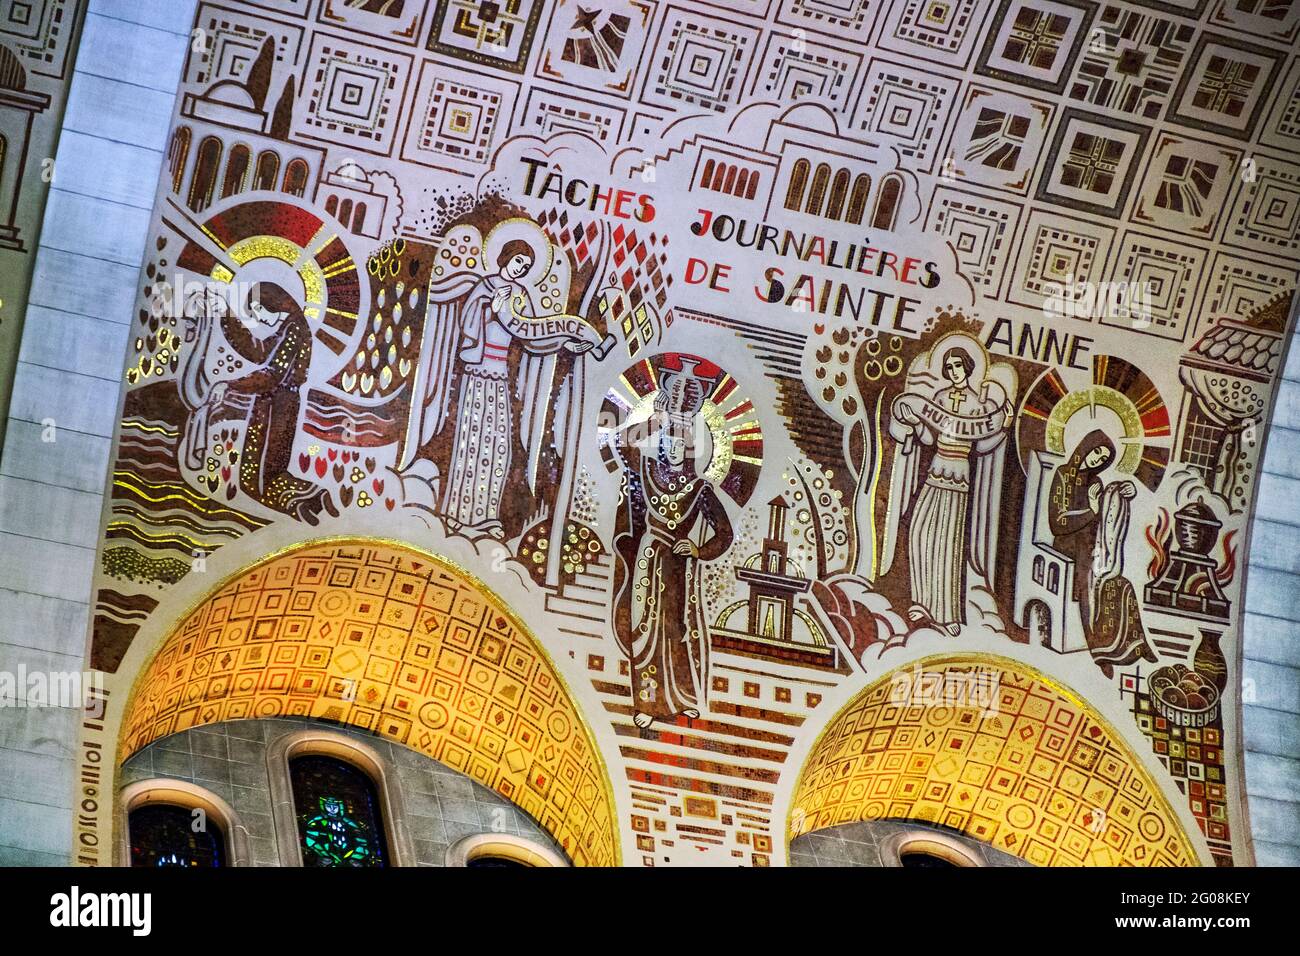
[790,656,1199,867]
[122,540,618,867]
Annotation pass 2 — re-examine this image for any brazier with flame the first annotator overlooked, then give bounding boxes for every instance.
[1144,496,1231,621]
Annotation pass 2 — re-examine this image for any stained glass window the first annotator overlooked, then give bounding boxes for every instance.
[128,803,225,868]
[290,754,388,868]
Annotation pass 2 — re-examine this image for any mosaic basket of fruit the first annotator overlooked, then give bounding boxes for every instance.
[1149,664,1220,729]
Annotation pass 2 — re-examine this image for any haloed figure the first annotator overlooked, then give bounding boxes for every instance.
[892,346,1007,634]
[403,237,605,539]
[611,406,733,730]
[208,282,337,524]
[1048,430,1157,678]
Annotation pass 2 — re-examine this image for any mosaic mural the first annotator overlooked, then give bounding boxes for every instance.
[79,0,1300,866]
[123,541,618,867]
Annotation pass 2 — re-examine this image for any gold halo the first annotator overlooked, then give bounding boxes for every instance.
[483,217,552,287]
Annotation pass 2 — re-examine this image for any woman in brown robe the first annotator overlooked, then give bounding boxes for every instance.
[209,282,336,524]
[1048,430,1156,677]
[610,408,733,729]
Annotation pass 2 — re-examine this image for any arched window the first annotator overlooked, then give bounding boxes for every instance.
[337,197,353,226]
[872,174,903,231]
[784,158,810,211]
[188,136,222,212]
[1047,564,1060,594]
[290,754,389,868]
[119,780,245,867]
[253,150,279,191]
[325,194,338,217]
[722,164,737,194]
[283,158,309,197]
[846,173,871,225]
[736,168,749,199]
[446,833,569,868]
[221,144,251,199]
[745,170,759,200]
[168,127,191,195]
[128,803,225,867]
[699,158,714,189]
[352,202,367,234]
[826,168,851,220]
[806,163,831,216]
[1032,555,1045,584]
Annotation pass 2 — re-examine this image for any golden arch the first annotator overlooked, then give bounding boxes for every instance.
[120,539,619,866]
[788,655,1199,866]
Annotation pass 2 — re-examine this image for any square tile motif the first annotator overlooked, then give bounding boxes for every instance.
[975,0,1098,95]
[1009,208,1115,312]
[1100,231,1206,342]
[535,0,657,99]
[1067,4,1194,120]
[316,0,429,45]
[946,84,1055,195]
[775,0,881,42]
[301,34,412,156]
[401,60,519,174]
[1132,132,1241,240]
[752,31,862,110]
[427,0,546,74]
[876,0,991,68]
[927,187,1023,297]
[1035,107,1150,219]
[641,7,760,114]
[1165,33,1285,140]
[852,58,960,173]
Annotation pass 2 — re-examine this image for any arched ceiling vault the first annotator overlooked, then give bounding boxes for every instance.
[789,654,1200,867]
[118,539,620,866]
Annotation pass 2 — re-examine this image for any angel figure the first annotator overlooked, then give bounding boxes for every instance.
[399,228,614,541]
[884,340,1014,634]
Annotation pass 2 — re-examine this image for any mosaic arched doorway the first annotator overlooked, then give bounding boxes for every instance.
[788,655,1200,867]
[119,540,619,866]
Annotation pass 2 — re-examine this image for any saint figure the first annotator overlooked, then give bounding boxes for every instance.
[1048,430,1158,677]
[609,359,734,729]
[208,282,336,524]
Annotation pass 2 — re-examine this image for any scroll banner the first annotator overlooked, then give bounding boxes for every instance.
[893,393,1006,442]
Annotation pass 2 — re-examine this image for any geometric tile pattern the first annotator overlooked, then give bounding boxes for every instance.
[752,32,861,110]
[642,7,759,113]
[1067,5,1194,121]
[1101,231,1206,342]
[1223,155,1300,260]
[791,657,1199,867]
[876,0,990,68]
[301,35,411,156]
[1035,107,1151,218]
[427,0,546,73]
[927,187,1022,297]
[1133,133,1241,240]
[775,0,880,42]
[1165,33,1285,139]
[853,58,960,171]
[976,0,1097,94]
[401,61,519,174]
[120,541,619,867]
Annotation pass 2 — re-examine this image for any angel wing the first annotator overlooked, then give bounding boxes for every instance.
[967,365,1017,587]
[397,270,481,469]
[879,392,925,577]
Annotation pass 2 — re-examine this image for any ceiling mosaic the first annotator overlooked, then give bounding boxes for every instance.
[76,0,1299,866]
